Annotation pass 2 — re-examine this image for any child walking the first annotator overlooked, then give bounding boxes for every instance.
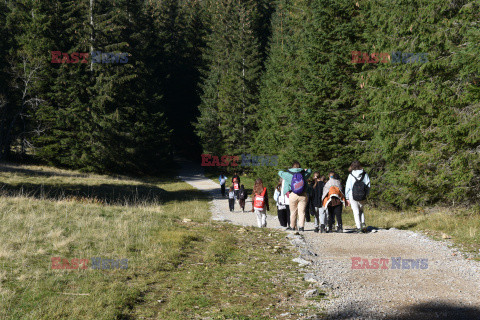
[228,186,235,212]
[312,172,326,233]
[274,179,288,227]
[238,185,247,212]
[252,178,270,228]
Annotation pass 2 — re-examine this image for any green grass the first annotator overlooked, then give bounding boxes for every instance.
[0,162,323,319]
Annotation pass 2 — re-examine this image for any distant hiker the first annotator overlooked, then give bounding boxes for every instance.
[252,178,269,228]
[345,161,371,233]
[238,184,247,212]
[232,173,241,200]
[219,173,227,197]
[228,186,235,212]
[322,172,346,233]
[282,179,292,230]
[312,172,327,233]
[305,178,315,223]
[274,178,290,228]
[278,161,312,232]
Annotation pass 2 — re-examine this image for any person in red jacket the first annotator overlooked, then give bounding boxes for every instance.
[251,178,270,228]
[232,173,241,200]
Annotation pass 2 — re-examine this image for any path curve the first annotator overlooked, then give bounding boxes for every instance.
[177,160,480,320]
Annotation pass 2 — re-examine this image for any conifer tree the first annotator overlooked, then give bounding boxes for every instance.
[195,0,262,156]
[251,0,310,186]
[0,1,12,159]
[4,0,56,159]
[294,0,362,175]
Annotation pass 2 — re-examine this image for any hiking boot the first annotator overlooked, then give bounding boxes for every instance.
[327,225,333,233]
[336,225,343,233]
[320,225,325,233]
[299,227,304,232]
[361,223,368,233]
[314,227,319,233]
[286,226,292,231]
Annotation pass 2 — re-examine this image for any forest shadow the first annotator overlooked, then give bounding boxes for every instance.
[0,162,179,185]
[325,301,480,319]
[0,161,245,205]
[0,181,213,205]
[0,162,224,205]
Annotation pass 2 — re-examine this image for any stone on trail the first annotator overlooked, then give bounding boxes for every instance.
[300,248,317,257]
[442,233,451,239]
[304,273,318,283]
[304,289,319,298]
[293,257,312,266]
[182,218,192,223]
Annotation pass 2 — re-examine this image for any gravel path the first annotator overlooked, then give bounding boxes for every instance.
[177,160,480,319]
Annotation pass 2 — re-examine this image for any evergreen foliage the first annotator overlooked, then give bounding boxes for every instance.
[1,0,478,206]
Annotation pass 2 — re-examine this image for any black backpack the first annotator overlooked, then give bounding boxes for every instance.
[239,189,247,200]
[351,172,369,201]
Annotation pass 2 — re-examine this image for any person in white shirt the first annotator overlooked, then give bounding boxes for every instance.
[345,161,371,233]
[273,178,291,230]
[228,186,235,212]
[219,173,227,197]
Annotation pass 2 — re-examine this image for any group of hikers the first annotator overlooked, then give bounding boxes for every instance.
[219,160,371,233]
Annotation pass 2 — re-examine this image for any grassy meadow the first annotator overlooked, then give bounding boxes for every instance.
[0,163,322,320]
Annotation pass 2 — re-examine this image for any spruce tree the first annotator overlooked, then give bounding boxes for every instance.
[195,0,262,157]
[295,0,362,176]
[0,1,12,159]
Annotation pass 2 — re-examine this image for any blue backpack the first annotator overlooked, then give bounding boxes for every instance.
[288,170,305,194]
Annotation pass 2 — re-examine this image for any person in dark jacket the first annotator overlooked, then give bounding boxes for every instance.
[238,185,247,212]
[304,178,315,223]
[312,172,326,233]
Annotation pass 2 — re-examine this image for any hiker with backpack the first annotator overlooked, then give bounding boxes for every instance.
[238,185,247,212]
[228,186,235,212]
[278,161,312,232]
[322,172,346,233]
[252,178,270,228]
[345,161,371,233]
[219,173,227,197]
[312,172,327,233]
[274,178,290,228]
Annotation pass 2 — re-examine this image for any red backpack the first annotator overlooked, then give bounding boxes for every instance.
[253,188,267,209]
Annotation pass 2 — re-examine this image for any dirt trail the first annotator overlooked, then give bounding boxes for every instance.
[177,160,480,319]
